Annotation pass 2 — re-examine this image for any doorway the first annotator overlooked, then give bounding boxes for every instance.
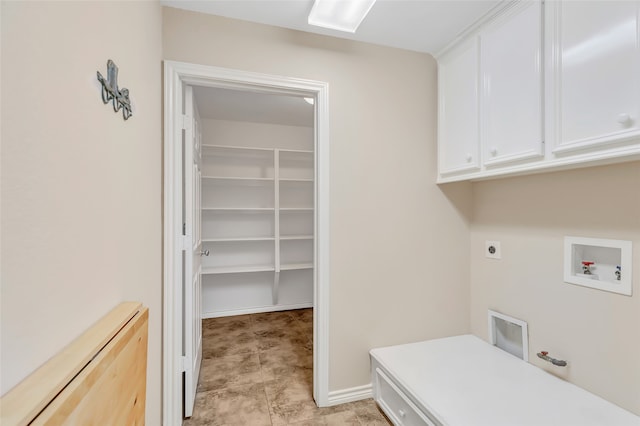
[193,86,315,318]
[162,61,330,425]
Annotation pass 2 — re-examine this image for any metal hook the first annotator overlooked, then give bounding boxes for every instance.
[97,60,132,120]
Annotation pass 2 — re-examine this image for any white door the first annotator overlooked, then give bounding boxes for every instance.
[183,85,203,418]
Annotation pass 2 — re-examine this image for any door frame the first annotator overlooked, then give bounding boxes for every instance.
[162,60,331,425]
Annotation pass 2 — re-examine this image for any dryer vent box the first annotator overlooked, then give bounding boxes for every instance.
[488,310,528,361]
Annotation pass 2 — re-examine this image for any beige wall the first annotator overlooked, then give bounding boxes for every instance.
[163,7,472,391]
[470,161,640,415]
[1,1,162,423]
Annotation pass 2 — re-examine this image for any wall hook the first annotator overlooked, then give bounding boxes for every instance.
[97,59,132,120]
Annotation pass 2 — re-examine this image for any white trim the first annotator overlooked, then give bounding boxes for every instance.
[483,150,544,167]
[437,144,640,183]
[435,0,513,59]
[201,303,313,319]
[314,69,331,408]
[162,61,183,426]
[326,384,373,406]
[163,60,331,425]
[552,130,640,155]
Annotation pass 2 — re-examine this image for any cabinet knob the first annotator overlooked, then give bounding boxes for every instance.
[465,153,473,163]
[617,113,632,126]
[398,409,406,418]
[490,147,498,156]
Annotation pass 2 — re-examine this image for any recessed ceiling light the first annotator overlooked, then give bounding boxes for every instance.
[308,0,377,33]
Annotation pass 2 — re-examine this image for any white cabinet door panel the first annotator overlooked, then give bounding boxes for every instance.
[438,38,480,175]
[482,1,544,166]
[553,1,640,153]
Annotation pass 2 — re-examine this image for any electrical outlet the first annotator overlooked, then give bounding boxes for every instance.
[486,241,501,259]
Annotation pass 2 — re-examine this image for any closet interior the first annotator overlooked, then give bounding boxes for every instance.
[193,86,315,318]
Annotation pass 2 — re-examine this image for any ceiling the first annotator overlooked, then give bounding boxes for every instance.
[181,0,502,127]
[193,86,314,127]
[161,0,502,55]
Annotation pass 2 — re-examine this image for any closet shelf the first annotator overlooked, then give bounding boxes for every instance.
[202,144,274,152]
[202,176,274,182]
[201,263,313,275]
[280,235,313,240]
[279,178,313,182]
[201,265,275,275]
[202,207,275,212]
[280,263,313,271]
[280,207,313,211]
[202,237,275,242]
[279,148,313,154]
[202,145,313,154]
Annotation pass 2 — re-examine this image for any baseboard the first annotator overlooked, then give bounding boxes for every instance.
[202,303,313,319]
[326,384,373,406]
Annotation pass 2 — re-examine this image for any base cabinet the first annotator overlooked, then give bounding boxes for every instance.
[373,368,435,426]
[371,336,640,426]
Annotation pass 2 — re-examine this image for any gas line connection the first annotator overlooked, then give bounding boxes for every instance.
[537,351,567,367]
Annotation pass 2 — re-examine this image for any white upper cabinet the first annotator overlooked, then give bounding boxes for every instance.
[438,37,480,176]
[436,0,640,183]
[549,1,640,154]
[481,1,543,166]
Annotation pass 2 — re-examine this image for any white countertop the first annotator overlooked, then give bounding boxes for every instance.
[370,335,640,426]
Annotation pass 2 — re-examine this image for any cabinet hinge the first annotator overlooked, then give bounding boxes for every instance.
[180,356,191,373]
[179,223,190,250]
[181,114,192,131]
[180,235,190,251]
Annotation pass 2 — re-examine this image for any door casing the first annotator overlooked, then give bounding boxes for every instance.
[162,60,331,425]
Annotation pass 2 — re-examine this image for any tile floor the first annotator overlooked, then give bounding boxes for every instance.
[184,309,391,425]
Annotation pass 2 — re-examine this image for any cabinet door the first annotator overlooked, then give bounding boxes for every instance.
[552,1,640,153]
[438,37,480,175]
[481,1,544,166]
